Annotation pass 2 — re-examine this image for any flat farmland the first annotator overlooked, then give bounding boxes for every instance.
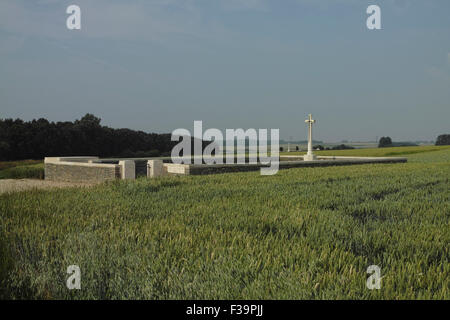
[0,146,449,299]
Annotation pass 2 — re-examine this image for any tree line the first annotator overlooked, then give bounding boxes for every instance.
[0,114,179,161]
[379,135,449,148]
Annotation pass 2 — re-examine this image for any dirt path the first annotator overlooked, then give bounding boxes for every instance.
[0,179,96,195]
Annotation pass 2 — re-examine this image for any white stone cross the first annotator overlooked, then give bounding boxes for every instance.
[304,114,317,161]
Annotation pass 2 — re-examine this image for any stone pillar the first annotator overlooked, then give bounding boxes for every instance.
[119,160,135,180]
[147,160,164,178]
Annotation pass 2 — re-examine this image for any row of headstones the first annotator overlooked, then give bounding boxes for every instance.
[120,160,165,180]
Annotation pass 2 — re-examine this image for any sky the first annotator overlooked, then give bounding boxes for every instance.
[0,0,449,142]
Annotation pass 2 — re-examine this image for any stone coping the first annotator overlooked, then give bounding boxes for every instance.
[45,158,119,169]
[45,156,99,162]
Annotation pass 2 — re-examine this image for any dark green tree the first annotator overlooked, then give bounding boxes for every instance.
[378,136,393,148]
[435,134,450,146]
[313,145,325,150]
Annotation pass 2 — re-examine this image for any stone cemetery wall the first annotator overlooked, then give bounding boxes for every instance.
[188,163,264,175]
[44,155,407,182]
[45,157,121,183]
[187,157,407,175]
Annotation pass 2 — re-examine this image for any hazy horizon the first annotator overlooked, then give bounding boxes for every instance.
[1,0,449,142]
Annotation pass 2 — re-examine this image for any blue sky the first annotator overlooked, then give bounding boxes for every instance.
[0,0,449,142]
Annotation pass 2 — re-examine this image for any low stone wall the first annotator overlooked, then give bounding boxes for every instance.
[44,155,407,182]
[45,157,121,183]
[164,163,190,175]
[187,157,407,175]
[189,163,263,175]
[45,163,120,183]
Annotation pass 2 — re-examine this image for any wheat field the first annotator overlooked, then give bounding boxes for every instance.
[0,146,449,299]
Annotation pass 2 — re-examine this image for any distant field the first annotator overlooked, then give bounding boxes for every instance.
[280,142,380,150]
[0,160,42,171]
[0,146,449,299]
[0,160,44,180]
[282,145,450,157]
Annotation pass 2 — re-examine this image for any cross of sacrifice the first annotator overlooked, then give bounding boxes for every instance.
[304,114,317,161]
